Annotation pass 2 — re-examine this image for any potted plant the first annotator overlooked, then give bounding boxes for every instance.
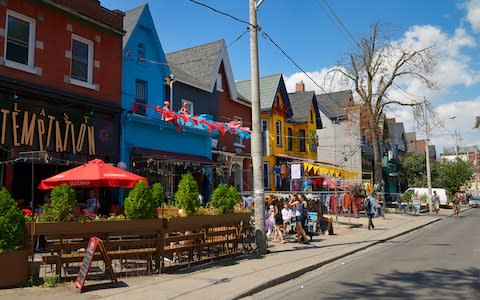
[0,187,28,288]
[210,184,241,214]
[125,180,157,219]
[42,184,78,222]
[174,173,200,216]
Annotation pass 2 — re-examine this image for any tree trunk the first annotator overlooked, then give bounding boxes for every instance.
[368,110,383,186]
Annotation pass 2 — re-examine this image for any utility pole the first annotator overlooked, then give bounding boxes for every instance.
[422,99,433,212]
[249,0,267,254]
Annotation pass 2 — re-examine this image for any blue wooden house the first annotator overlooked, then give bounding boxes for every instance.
[120,4,213,199]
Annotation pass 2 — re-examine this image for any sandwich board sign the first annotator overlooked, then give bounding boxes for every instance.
[74,236,117,292]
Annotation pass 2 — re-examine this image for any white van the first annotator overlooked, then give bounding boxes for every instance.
[403,188,449,206]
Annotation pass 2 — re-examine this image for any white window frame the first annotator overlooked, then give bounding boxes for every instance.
[262,119,269,156]
[263,162,270,189]
[234,116,244,147]
[4,10,36,74]
[70,34,95,89]
[275,120,282,146]
[181,99,194,115]
[216,73,223,92]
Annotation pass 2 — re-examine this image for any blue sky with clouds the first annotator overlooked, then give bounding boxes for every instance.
[101,0,480,154]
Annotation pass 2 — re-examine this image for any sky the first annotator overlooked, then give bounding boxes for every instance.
[101,0,480,155]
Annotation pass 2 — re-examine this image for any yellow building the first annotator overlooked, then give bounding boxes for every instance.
[236,75,357,191]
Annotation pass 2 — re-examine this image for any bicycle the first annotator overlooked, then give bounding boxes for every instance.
[240,217,257,254]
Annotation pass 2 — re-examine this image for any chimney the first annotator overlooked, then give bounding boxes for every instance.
[295,80,305,92]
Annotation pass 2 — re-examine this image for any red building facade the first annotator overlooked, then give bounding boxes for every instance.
[215,62,252,192]
[0,0,123,203]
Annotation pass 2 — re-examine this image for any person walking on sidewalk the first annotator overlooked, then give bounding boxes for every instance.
[272,198,285,243]
[289,193,310,244]
[432,191,441,216]
[365,193,377,230]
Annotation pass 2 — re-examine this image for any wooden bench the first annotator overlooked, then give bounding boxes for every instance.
[42,233,161,276]
[202,225,240,257]
[158,230,205,273]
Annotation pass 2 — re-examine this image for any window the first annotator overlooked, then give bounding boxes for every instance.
[5,10,36,72]
[287,128,293,151]
[234,116,243,145]
[310,110,314,123]
[262,119,268,155]
[216,73,223,92]
[137,43,145,60]
[263,162,270,189]
[275,120,282,146]
[71,34,93,86]
[181,99,194,115]
[135,80,147,115]
[299,129,306,152]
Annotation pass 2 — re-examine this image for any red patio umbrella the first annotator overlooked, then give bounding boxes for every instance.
[37,159,148,190]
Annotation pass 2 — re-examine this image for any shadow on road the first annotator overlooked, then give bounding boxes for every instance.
[328,267,480,299]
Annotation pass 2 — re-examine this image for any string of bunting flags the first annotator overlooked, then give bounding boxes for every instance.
[132,102,252,139]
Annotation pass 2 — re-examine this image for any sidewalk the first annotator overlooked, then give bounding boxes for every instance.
[0,209,462,300]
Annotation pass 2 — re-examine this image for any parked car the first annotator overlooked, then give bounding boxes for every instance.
[469,196,480,208]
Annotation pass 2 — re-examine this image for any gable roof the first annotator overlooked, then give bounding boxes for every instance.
[315,90,353,120]
[123,4,167,67]
[236,74,292,117]
[123,5,145,48]
[166,39,238,99]
[288,91,315,123]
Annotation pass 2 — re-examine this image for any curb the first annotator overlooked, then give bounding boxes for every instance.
[233,217,442,300]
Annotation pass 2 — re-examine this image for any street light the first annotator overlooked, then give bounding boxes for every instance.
[447,115,459,156]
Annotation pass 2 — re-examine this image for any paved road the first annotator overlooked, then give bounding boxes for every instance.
[246,208,480,300]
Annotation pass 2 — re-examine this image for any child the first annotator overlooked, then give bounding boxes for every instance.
[281,202,292,234]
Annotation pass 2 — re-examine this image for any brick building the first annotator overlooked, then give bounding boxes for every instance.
[0,0,124,205]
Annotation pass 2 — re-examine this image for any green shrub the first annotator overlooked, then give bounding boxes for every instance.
[401,192,412,203]
[42,184,78,222]
[151,182,165,208]
[210,184,241,214]
[124,180,156,219]
[174,173,199,216]
[0,187,25,253]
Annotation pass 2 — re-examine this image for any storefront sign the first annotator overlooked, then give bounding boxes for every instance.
[0,102,96,155]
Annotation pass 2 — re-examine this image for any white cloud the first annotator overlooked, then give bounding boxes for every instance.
[465,0,480,33]
[390,98,480,154]
[283,67,352,94]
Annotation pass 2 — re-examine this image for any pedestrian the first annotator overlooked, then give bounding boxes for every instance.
[365,193,377,230]
[432,191,440,216]
[281,202,292,234]
[300,194,314,241]
[376,193,385,219]
[288,193,310,244]
[265,195,275,239]
[272,198,285,243]
[452,194,460,216]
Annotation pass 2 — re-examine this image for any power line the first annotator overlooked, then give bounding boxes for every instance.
[188,0,255,28]
[312,0,358,48]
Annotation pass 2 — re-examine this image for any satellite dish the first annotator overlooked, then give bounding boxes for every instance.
[117,161,127,170]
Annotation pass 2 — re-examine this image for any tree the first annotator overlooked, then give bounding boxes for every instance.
[210,184,241,214]
[333,22,437,184]
[43,184,78,222]
[174,173,200,216]
[432,158,475,197]
[398,153,427,188]
[151,182,166,208]
[125,180,156,219]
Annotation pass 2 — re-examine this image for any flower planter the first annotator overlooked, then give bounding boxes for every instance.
[156,207,180,219]
[0,250,29,288]
[26,219,166,237]
[166,212,252,232]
